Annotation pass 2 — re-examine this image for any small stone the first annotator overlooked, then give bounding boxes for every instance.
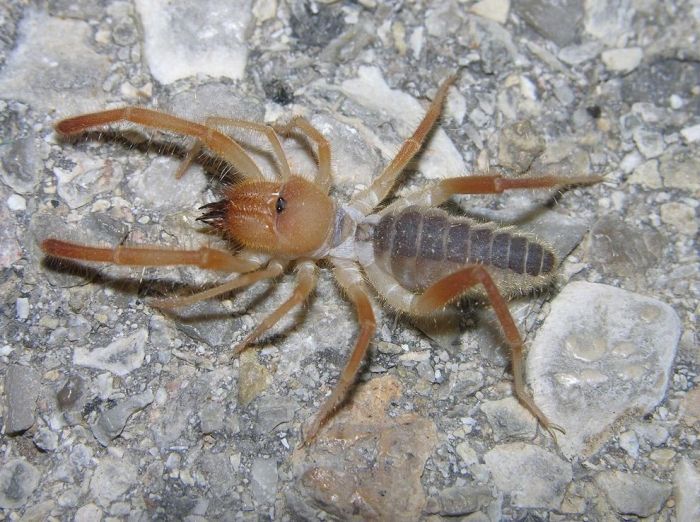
[481,397,537,441]
[618,430,639,459]
[90,457,138,507]
[75,503,103,522]
[680,123,700,143]
[595,470,671,517]
[528,282,681,458]
[134,0,251,83]
[484,443,572,509]
[4,364,41,434]
[632,128,665,159]
[15,297,29,320]
[513,0,583,47]
[33,427,59,452]
[674,459,700,522]
[470,0,510,24]
[425,1,463,38]
[659,152,700,193]
[57,375,85,410]
[238,350,272,406]
[256,395,296,433]
[456,441,479,466]
[128,157,207,210]
[601,47,643,73]
[497,120,545,173]
[91,388,155,446]
[629,159,662,189]
[660,202,697,236]
[251,458,278,505]
[7,194,26,211]
[252,0,277,22]
[199,401,226,434]
[73,328,148,376]
[0,459,41,509]
[428,485,493,516]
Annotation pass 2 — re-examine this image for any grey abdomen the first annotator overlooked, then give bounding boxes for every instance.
[372,207,556,292]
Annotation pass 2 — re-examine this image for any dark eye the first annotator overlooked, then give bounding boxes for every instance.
[275,196,287,214]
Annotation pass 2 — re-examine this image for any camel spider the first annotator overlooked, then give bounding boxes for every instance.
[42,76,599,444]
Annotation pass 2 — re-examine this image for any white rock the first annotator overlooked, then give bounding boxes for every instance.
[660,202,698,236]
[54,151,124,209]
[129,157,207,210]
[134,0,251,84]
[341,67,465,181]
[0,11,110,113]
[674,459,700,522]
[680,123,700,143]
[595,470,671,517]
[470,0,510,25]
[528,282,681,458]
[75,503,103,522]
[601,48,643,73]
[629,159,661,188]
[7,194,26,211]
[74,329,148,376]
[484,443,572,509]
[89,457,138,507]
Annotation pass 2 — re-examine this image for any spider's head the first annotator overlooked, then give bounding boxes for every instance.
[199,175,334,258]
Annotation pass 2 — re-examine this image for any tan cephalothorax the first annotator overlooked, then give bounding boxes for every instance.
[43,77,601,444]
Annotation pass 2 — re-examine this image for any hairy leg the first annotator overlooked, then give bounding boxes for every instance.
[56,107,263,180]
[231,261,317,357]
[413,264,563,439]
[350,76,456,214]
[274,116,332,192]
[302,259,377,445]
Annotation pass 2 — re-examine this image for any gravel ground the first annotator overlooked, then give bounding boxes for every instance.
[1,1,698,520]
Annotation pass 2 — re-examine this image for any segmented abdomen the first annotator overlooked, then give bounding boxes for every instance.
[372,207,556,292]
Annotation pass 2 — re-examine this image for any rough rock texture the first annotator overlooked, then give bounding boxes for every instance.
[0,0,696,519]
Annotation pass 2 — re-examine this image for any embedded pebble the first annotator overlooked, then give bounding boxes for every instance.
[75,503,103,522]
[528,282,681,458]
[90,457,138,507]
[340,66,465,181]
[134,0,251,84]
[199,401,226,434]
[674,459,700,522]
[0,10,109,113]
[595,470,671,517]
[425,485,493,516]
[251,458,278,505]
[632,128,665,159]
[601,47,643,73]
[33,427,59,452]
[54,151,125,209]
[238,350,272,407]
[0,459,41,509]
[91,388,155,446]
[470,0,510,25]
[513,0,583,46]
[629,159,662,189]
[480,396,537,441]
[680,123,700,143]
[73,328,148,376]
[660,202,698,236]
[497,120,545,173]
[4,364,40,433]
[129,157,207,210]
[483,443,572,509]
[7,193,26,211]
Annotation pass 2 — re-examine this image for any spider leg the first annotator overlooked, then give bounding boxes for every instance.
[150,261,284,309]
[301,259,376,445]
[41,239,259,273]
[274,116,332,192]
[385,173,604,211]
[56,108,264,180]
[412,264,564,440]
[231,260,317,357]
[350,75,456,214]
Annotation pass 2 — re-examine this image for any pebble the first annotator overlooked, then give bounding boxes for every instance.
[7,194,26,211]
[73,328,148,376]
[674,459,700,522]
[595,470,671,517]
[0,459,40,509]
[480,397,537,441]
[90,457,138,507]
[74,503,103,522]
[251,458,278,505]
[664,201,698,236]
[483,443,572,509]
[91,388,155,446]
[425,485,493,516]
[340,66,465,181]
[680,123,700,143]
[15,297,29,320]
[629,159,662,189]
[129,157,207,210]
[601,47,643,73]
[513,0,583,46]
[33,427,59,452]
[134,0,251,83]
[54,151,125,209]
[199,400,226,434]
[4,364,40,434]
[528,282,681,458]
[632,128,665,159]
[470,0,510,25]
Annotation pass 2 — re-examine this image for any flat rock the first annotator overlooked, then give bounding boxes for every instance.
[481,396,537,441]
[3,364,40,433]
[595,470,671,517]
[91,388,155,446]
[528,282,681,458]
[73,328,148,376]
[483,443,572,509]
[134,0,251,84]
[674,459,700,522]
[89,457,138,507]
[251,458,278,506]
[0,459,40,509]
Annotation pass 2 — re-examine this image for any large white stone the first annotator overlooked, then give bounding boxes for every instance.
[528,282,680,458]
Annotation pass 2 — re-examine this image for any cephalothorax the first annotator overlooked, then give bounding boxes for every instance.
[43,77,599,443]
